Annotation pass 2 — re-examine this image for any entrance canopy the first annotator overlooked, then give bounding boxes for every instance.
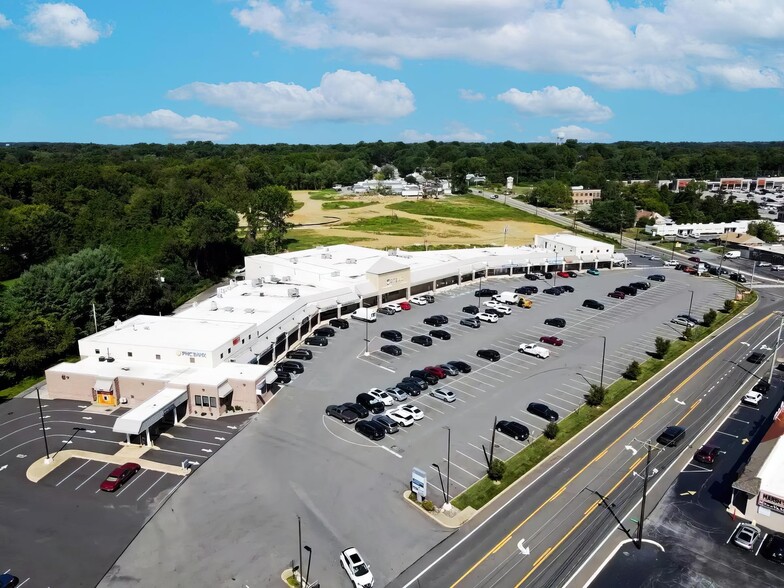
[112,387,188,435]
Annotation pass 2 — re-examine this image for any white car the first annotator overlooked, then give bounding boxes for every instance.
[430,387,456,403]
[772,265,784,271]
[386,408,414,427]
[409,296,428,306]
[483,301,512,314]
[663,260,678,266]
[367,387,393,406]
[385,303,402,312]
[758,261,772,267]
[742,391,763,406]
[475,312,499,323]
[399,404,424,420]
[340,547,374,588]
[649,255,661,261]
[671,317,696,327]
[518,343,550,359]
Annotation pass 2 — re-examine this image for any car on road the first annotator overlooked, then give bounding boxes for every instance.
[399,301,411,310]
[286,348,313,360]
[527,402,559,422]
[439,363,459,376]
[496,420,530,441]
[386,408,414,427]
[608,290,625,299]
[688,256,701,263]
[355,419,385,440]
[411,335,433,346]
[544,317,566,328]
[671,316,696,327]
[462,304,480,314]
[758,261,772,268]
[314,326,336,338]
[396,382,421,396]
[733,524,761,551]
[460,317,481,328]
[372,414,399,434]
[772,264,784,271]
[410,369,438,385]
[587,268,600,276]
[367,388,394,406]
[760,533,784,565]
[304,335,329,346]
[380,330,403,342]
[582,299,605,310]
[543,287,561,296]
[399,404,424,420]
[693,444,720,464]
[747,352,767,364]
[649,256,661,261]
[410,295,428,305]
[430,387,456,403]
[519,343,550,358]
[730,273,747,283]
[475,288,499,297]
[276,360,305,374]
[477,349,501,362]
[515,286,538,295]
[100,462,141,492]
[384,387,408,402]
[340,547,375,587]
[742,391,763,406]
[380,344,402,356]
[476,312,499,323]
[686,248,701,254]
[329,318,350,329]
[424,365,446,379]
[356,393,385,414]
[539,335,564,346]
[648,274,666,282]
[447,360,472,373]
[378,306,396,315]
[556,271,570,278]
[429,329,451,340]
[401,376,428,391]
[752,380,771,394]
[657,425,686,446]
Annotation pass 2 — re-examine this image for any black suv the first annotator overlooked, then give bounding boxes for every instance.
[543,287,561,296]
[657,425,686,447]
[410,369,438,385]
[630,281,650,290]
[381,330,402,342]
[329,318,349,329]
[411,335,433,346]
[527,402,559,422]
[496,420,530,441]
[616,285,637,296]
[477,349,501,362]
[582,299,605,310]
[429,329,451,340]
[446,360,472,373]
[401,376,428,390]
[355,420,385,440]
[424,315,448,326]
[345,402,369,419]
[286,348,313,360]
[276,360,304,374]
[748,352,767,364]
[515,285,538,295]
[525,273,538,281]
[463,305,480,314]
[305,336,328,346]
[475,288,498,297]
[648,274,666,282]
[731,273,747,283]
[559,285,574,293]
[396,381,421,396]
[423,294,435,303]
[274,370,292,384]
[313,326,336,337]
[325,404,359,423]
[355,393,385,414]
[544,317,566,328]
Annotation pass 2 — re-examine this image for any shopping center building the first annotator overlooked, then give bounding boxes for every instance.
[45,235,626,444]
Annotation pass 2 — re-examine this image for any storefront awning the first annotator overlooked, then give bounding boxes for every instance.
[112,387,188,436]
[218,382,233,398]
[94,378,114,392]
[336,293,360,305]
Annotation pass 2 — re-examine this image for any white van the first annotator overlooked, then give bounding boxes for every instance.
[351,307,377,322]
[724,251,741,259]
[492,291,520,305]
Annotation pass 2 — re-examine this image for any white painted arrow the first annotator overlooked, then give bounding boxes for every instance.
[43,415,51,419]
[85,430,96,434]
[760,345,772,351]
[214,436,226,441]
[226,426,237,430]
[674,398,686,405]
[0,465,8,472]
[517,538,530,556]
[41,404,48,407]
[61,440,73,444]
[624,445,638,456]
[201,448,213,453]
[16,454,26,459]
[82,416,92,420]
[39,427,51,431]
[78,405,89,408]
[741,342,750,346]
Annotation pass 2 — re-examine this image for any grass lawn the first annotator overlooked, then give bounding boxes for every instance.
[400,243,497,252]
[308,189,342,200]
[322,200,378,210]
[340,215,428,236]
[423,217,481,229]
[283,230,368,251]
[387,196,561,226]
[0,374,44,401]
[293,201,305,211]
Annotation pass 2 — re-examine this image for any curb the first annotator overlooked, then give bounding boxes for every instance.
[401,490,475,529]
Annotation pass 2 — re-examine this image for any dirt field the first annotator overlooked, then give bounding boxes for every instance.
[288,190,555,249]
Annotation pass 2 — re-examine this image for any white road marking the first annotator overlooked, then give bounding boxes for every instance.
[116,469,146,497]
[136,472,168,501]
[55,459,92,487]
[75,463,110,491]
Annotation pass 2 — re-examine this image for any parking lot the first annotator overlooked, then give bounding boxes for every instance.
[103,263,740,588]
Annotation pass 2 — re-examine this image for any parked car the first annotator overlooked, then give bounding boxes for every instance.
[752,380,771,394]
[396,382,421,396]
[430,387,456,403]
[608,290,625,299]
[314,326,336,338]
[286,348,313,360]
[567,271,578,278]
[401,376,428,391]
[386,408,414,427]
[524,273,539,280]
[477,348,501,361]
[340,547,375,588]
[671,317,696,327]
[495,420,530,441]
[378,306,397,315]
[276,360,304,374]
[474,288,499,297]
[399,301,412,310]
[274,370,292,384]
[733,524,761,551]
[663,260,678,266]
[630,281,651,290]
[515,285,538,295]
[677,314,700,324]
[100,462,141,492]
[616,285,637,296]
[484,301,512,314]
[648,274,666,282]
[656,425,686,446]
[356,393,385,414]
[424,365,447,379]
[429,329,451,340]
[543,287,561,296]
[730,273,747,283]
[372,414,399,434]
[527,402,559,422]
[582,299,605,310]
[355,419,385,440]
[462,304,480,314]
[758,261,772,268]
[411,335,433,347]
[329,318,350,329]
[0,574,19,588]
[380,330,402,342]
[519,343,550,358]
[384,387,408,402]
[747,352,767,364]
[559,284,575,293]
[380,344,402,356]
[345,402,369,419]
[424,316,446,326]
[693,444,720,464]
[540,335,564,346]
[587,268,600,276]
[410,369,438,385]
[544,317,566,328]
[460,317,481,328]
[760,533,784,565]
[556,271,570,278]
[772,264,784,271]
[423,294,435,303]
[484,308,505,318]
[386,302,402,312]
[742,391,763,406]
[446,360,472,373]
[399,404,424,420]
[305,336,329,346]
[410,295,428,306]
[476,312,499,323]
[439,363,459,376]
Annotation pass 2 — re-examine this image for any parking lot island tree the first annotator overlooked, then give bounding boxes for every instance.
[724,299,735,313]
[544,422,559,440]
[623,360,642,380]
[585,384,606,407]
[655,337,671,359]
[703,308,717,327]
[487,458,506,481]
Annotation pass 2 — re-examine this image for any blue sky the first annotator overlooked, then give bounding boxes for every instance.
[0,0,782,144]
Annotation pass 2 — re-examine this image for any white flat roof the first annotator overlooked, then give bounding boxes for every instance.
[169,362,273,387]
[759,436,784,497]
[48,356,189,382]
[538,233,609,248]
[112,387,189,436]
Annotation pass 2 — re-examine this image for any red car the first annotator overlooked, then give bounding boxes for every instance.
[608,291,625,299]
[556,271,570,278]
[688,256,701,263]
[100,462,141,492]
[424,365,446,379]
[540,335,564,346]
[683,266,698,274]
[693,444,720,464]
[399,301,411,311]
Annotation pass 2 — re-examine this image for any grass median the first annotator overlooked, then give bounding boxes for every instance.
[451,290,757,511]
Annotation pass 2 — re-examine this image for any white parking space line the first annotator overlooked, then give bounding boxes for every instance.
[478,435,516,454]
[564,381,587,391]
[180,423,235,435]
[557,389,585,401]
[16,579,29,587]
[164,436,222,447]
[411,398,444,414]
[153,447,206,459]
[430,464,468,490]
[56,459,91,487]
[456,449,488,468]
[116,469,146,497]
[544,398,575,412]
[136,472,167,501]
[455,379,488,392]
[442,459,481,480]
[75,462,110,491]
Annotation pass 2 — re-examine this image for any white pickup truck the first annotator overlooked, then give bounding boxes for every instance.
[518,343,550,359]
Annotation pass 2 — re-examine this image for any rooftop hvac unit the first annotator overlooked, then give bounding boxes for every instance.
[288,287,300,298]
[106,357,115,363]
[321,253,332,259]
[281,276,291,281]
[98,356,106,362]
[269,276,281,283]
[346,258,357,264]
[331,271,340,277]
[114,319,122,330]
[254,278,264,286]
[244,308,256,313]
[210,301,218,311]
[224,306,234,312]
[258,292,265,297]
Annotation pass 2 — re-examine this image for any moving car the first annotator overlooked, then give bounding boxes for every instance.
[399,404,424,420]
[429,329,451,340]
[380,330,403,342]
[693,444,720,464]
[772,264,784,271]
[671,317,695,327]
[730,273,747,283]
[656,425,686,446]
[477,349,501,362]
[544,317,566,328]
[304,336,329,346]
[747,352,767,364]
[386,408,414,427]
[367,388,394,406]
[286,348,313,360]
[410,295,428,305]
[742,391,763,406]
[527,402,559,422]
[424,365,446,379]
[384,387,408,402]
[476,312,499,323]
[587,268,600,276]
[462,305,480,314]
[474,288,499,297]
[446,360,472,373]
[313,326,336,337]
[495,420,530,441]
[355,419,385,440]
[519,343,550,359]
[430,387,456,403]
[648,274,666,282]
[460,317,481,328]
[372,414,399,434]
[539,335,563,346]
[100,462,141,492]
[380,344,402,356]
[733,524,761,551]
[340,547,375,587]
[688,256,701,263]
[411,335,433,347]
[608,290,625,299]
[329,318,350,329]
[355,393,385,414]
[663,260,678,266]
[582,299,605,310]
[276,360,304,374]
[758,261,772,268]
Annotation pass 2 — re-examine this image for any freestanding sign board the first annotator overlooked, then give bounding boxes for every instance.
[411,467,427,501]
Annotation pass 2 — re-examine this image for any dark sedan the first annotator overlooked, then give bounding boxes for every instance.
[582,299,605,310]
[313,326,336,337]
[329,318,350,329]
[657,425,686,446]
[496,420,530,441]
[410,369,438,385]
[345,402,369,419]
[380,344,402,356]
[462,305,480,314]
[693,444,720,464]
[559,285,575,293]
[274,370,292,384]
[411,335,433,346]
[477,349,501,362]
[0,574,19,588]
[515,286,538,295]
[276,360,304,374]
[381,330,403,342]
[401,376,428,390]
[396,381,421,396]
[424,316,447,326]
[544,317,566,328]
[760,534,784,565]
[355,393,385,414]
[446,360,472,373]
[304,336,329,346]
[475,288,498,297]
[748,352,766,364]
[429,329,451,340]
[527,402,559,422]
[286,348,313,360]
[543,287,561,296]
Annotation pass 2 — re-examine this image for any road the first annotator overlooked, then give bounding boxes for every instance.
[388,287,782,588]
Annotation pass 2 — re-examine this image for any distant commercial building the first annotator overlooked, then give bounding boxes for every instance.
[534,233,614,261]
[571,186,601,209]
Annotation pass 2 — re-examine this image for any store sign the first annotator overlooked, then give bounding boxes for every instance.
[386,276,404,286]
[758,491,784,514]
[178,350,207,358]
[411,467,427,501]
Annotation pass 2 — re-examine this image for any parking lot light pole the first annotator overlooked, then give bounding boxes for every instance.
[431,463,447,503]
[443,426,452,510]
[52,427,85,461]
[599,336,607,391]
[303,545,312,588]
[687,290,695,322]
[297,514,303,588]
[363,302,371,356]
[36,387,51,463]
[768,313,784,384]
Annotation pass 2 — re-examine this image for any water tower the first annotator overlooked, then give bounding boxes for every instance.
[556,131,566,146]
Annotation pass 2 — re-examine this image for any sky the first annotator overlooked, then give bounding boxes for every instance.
[0,0,783,145]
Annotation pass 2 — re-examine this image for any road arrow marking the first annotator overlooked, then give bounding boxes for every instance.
[226,426,237,430]
[39,427,51,431]
[0,465,8,472]
[674,398,686,405]
[201,448,213,453]
[16,454,26,459]
[78,405,89,408]
[82,416,92,420]
[680,491,696,496]
[518,539,530,556]
[85,430,96,434]
[624,445,638,456]
[741,342,750,346]
[742,438,749,445]
[214,437,226,441]
[43,415,51,419]
[61,440,72,444]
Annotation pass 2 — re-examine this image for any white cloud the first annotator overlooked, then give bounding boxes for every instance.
[498,86,613,122]
[0,13,12,29]
[25,3,110,48]
[168,70,415,126]
[97,109,240,141]
[548,125,610,142]
[400,123,487,143]
[230,0,784,93]
[699,63,783,90]
[459,89,485,102]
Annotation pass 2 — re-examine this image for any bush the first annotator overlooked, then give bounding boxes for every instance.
[703,309,717,327]
[723,299,735,313]
[585,384,606,407]
[544,422,559,440]
[655,337,671,358]
[421,500,436,512]
[623,360,641,380]
[488,458,506,481]
[682,326,695,342]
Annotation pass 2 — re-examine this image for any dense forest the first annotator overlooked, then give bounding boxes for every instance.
[1,140,783,390]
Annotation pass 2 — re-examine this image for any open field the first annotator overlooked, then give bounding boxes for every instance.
[287,191,564,250]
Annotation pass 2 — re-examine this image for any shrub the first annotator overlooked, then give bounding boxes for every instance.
[723,299,735,313]
[488,458,506,481]
[544,422,559,440]
[682,326,695,342]
[421,500,436,512]
[703,309,717,327]
[623,360,641,380]
[655,337,671,358]
[585,384,606,407]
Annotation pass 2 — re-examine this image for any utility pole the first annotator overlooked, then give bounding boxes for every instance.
[687,290,695,321]
[443,426,452,510]
[635,440,660,549]
[768,313,784,384]
[297,515,303,588]
[750,261,757,288]
[599,336,607,391]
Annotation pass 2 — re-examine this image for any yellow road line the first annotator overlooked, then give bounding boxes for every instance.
[591,449,608,463]
[627,455,644,472]
[491,535,512,554]
[450,312,772,588]
[676,398,702,425]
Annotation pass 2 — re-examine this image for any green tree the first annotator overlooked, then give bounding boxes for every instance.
[623,360,641,380]
[1,204,73,277]
[703,308,717,326]
[682,326,695,342]
[544,422,559,440]
[747,220,779,243]
[488,458,506,481]
[1,315,76,375]
[587,198,637,232]
[180,200,241,276]
[723,299,735,313]
[253,185,295,252]
[585,384,606,407]
[451,158,471,194]
[530,179,572,209]
[655,337,671,358]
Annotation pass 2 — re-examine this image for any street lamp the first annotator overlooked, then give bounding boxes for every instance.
[36,387,51,462]
[363,301,371,356]
[599,336,607,391]
[443,426,452,510]
[431,463,448,503]
[52,427,86,461]
[303,545,312,588]
[296,515,303,588]
[687,290,695,322]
